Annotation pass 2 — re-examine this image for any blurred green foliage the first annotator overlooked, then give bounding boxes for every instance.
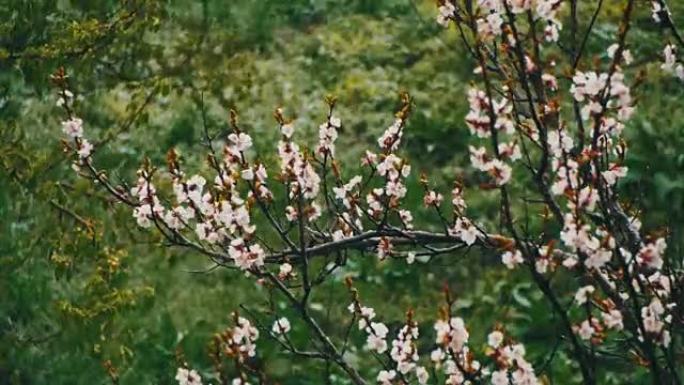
[1,1,684,384]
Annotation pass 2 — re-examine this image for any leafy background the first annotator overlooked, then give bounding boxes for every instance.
[1,1,683,384]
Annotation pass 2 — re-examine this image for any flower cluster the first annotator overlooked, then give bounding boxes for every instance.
[661,44,684,80]
[368,153,410,213]
[641,299,673,347]
[536,0,563,42]
[431,317,479,383]
[475,1,504,39]
[389,314,426,382]
[61,117,93,163]
[228,316,260,360]
[175,367,203,385]
[465,88,518,186]
[436,0,561,43]
[278,119,321,201]
[436,1,455,27]
[317,115,340,156]
[348,302,389,354]
[637,238,668,270]
[130,171,164,228]
[501,249,523,269]
[272,317,291,335]
[331,174,365,240]
[448,217,479,246]
[486,331,541,385]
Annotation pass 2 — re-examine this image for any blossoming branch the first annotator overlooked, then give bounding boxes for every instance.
[53,1,683,384]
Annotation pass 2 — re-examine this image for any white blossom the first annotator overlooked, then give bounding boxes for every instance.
[175,368,202,385]
[487,330,504,348]
[502,249,523,269]
[61,117,83,139]
[228,132,253,152]
[449,218,478,246]
[577,320,595,341]
[436,2,455,27]
[272,317,291,335]
[574,285,595,305]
